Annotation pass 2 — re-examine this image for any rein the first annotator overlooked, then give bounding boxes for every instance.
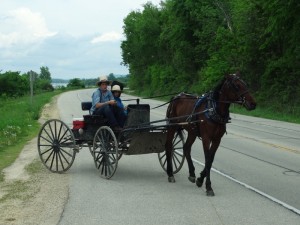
[142,92,181,99]
[123,92,184,110]
[125,108,211,129]
[208,97,244,105]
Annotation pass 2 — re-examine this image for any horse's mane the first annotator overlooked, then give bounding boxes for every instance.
[212,77,226,100]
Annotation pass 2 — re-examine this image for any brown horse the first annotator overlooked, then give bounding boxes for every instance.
[165,73,256,196]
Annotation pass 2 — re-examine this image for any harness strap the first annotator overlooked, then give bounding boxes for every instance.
[205,92,230,124]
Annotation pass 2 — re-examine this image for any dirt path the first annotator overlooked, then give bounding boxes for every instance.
[0,96,69,225]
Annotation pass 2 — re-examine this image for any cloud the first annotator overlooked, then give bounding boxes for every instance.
[0,7,56,49]
[91,31,123,44]
[2,33,127,78]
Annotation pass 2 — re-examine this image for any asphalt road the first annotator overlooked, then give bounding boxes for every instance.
[57,89,300,225]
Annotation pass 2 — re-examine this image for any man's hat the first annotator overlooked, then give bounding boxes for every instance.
[97,76,110,85]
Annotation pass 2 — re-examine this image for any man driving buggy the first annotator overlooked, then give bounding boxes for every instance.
[90,76,126,132]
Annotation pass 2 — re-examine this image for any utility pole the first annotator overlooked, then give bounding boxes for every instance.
[30,70,34,104]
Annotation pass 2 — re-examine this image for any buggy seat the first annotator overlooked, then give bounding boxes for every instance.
[81,101,108,125]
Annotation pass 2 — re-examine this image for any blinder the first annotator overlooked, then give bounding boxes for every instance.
[223,75,250,105]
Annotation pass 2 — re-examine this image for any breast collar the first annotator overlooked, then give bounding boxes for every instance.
[205,91,230,124]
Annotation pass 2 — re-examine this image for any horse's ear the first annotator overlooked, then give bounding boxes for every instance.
[225,74,231,79]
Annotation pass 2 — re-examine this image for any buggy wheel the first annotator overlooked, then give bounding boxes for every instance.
[158,130,185,174]
[37,119,76,173]
[92,126,118,179]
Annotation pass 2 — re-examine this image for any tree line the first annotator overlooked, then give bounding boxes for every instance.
[0,67,129,98]
[0,67,54,98]
[121,0,300,114]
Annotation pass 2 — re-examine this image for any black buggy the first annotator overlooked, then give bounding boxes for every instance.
[37,100,185,179]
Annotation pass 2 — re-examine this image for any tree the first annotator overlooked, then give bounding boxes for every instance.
[108,73,116,81]
[37,66,53,91]
[39,66,51,81]
[67,78,85,88]
[120,0,300,115]
[121,2,162,92]
[0,71,29,97]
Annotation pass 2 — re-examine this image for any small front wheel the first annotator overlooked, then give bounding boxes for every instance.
[92,126,118,179]
[37,119,76,173]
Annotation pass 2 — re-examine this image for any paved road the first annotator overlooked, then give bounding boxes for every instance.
[57,89,300,225]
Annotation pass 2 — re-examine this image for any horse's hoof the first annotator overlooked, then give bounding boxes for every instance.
[188,176,196,183]
[168,176,176,183]
[196,178,203,187]
[206,190,215,196]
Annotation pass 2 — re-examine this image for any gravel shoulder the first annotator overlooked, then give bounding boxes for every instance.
[0,95,69,225]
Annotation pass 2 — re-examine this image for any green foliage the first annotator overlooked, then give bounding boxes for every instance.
[0,67,55,97]
[0,91,62,173]
[0,71,29,97]
[121,0,300,117]
[39,66,51,81]
[122,3,162,90]
[67,78,85,88]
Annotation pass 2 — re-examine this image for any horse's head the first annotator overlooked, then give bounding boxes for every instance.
[221,73,256,110]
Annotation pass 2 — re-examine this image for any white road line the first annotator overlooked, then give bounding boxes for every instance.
[194,157,300,215]
[175,150,300,215]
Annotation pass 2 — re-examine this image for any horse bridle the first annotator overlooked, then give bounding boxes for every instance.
[219,75,250,105]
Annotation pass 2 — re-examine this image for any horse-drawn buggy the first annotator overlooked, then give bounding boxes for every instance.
[37,99,185,179]
[38,74,256,196]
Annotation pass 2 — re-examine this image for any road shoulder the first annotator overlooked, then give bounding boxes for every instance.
[0,95,69,225]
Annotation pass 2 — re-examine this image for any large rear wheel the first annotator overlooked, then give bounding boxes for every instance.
[158,130,185,174]
[37,119,76,173]
[92,126,118,179]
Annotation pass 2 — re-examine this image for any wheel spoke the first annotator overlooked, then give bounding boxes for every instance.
[58,129,70,143]
[59,147,72,163]
[158,131,185,174]
[41,129,54,143]
[172,156,179,170]
[58,152,65,171]
[48,122,56,141]
[44,149,54,164]
[173,151,183,164]
[40,146,54,156]
[39,134,54,145]
[57,121,64,140]
[59,147,74,158]
[55,151,59,171]
[50,151,56,171]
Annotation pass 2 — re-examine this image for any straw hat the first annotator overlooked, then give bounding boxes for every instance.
[111,85,121,92]
[97,76,110,85]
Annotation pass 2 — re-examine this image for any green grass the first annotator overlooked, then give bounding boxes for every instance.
[230,104,300,124]
[0,90,63,181]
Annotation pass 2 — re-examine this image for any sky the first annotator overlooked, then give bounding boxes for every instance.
[0,0,162,79]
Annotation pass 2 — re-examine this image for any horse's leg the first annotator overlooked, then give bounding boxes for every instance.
[165,128,176,183]
[184,132,197,183]
[197,138,220,196]
[196,137,210,188]
[204,146,217,196]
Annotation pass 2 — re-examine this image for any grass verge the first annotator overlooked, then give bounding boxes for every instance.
[0,90,63,182]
